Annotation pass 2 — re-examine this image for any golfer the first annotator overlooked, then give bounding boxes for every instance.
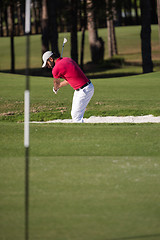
[42,51,94,123]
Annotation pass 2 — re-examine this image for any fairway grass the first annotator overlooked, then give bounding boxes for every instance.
[0,122,160,239]
[1,123,160,157]
[0,68,160,239]
[1,155,160,240]
[0,71,160,122]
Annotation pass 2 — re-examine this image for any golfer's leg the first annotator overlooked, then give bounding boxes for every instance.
[71,83,94,123]
[71,90,83,123]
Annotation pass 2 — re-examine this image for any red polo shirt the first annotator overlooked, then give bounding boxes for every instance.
[52,57,89,90]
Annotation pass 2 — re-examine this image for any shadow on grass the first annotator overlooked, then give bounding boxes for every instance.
[0,58,142,79]
[83,58,142,78]
[86,72,139,79]
[107,233,160,240]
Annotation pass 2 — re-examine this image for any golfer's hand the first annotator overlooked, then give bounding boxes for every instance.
[53,87,59,94]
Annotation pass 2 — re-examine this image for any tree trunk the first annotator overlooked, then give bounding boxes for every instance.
[70,0,78,63]
[11,1,15,73]
[111,20,118,55]
[80,0,87,70]
[17,1,24,35]
[8,1,15,73]
[140,0,153,73]
[106,0,118,57]
[150,0,158,24]
[37,2,41,34]
[87,0,104,63]
[41,0,49,54]
[32,1,38,34]
[112,0,118,55]
[134,0,139,25]
[128,0,132,25]
[116,1,122,26]
[47,0,60,56]
[123,1,127,25]
[0,4,4,37]
[107,19,113,57]
[20,0,25,34]
[157,0,160,43]
[4,6,9,36]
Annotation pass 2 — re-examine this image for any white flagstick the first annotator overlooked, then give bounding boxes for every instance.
[24,90,30,147]
[24,0,31,239]
[61,38,67,57]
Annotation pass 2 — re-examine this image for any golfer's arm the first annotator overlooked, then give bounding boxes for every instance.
[54,78,69,91]
[59,80,69,88]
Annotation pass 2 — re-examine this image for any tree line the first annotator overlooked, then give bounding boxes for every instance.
[0,0,159,74]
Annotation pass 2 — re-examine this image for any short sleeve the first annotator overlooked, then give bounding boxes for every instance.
[52,67,60,78]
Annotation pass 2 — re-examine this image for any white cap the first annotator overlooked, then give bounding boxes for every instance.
[42,51,53,68]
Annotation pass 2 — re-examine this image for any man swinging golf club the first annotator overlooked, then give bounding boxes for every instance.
[42,38,94,123]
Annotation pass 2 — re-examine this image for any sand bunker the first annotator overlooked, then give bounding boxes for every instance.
[31,115,160,124]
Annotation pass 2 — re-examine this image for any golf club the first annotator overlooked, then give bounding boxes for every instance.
[61,37,67,57]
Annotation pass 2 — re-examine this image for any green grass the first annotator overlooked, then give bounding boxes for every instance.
[0,25,160,75]
[0,71,160,122]
[1,122,160,157]
[0,122,160,240]
[0,67,160,239]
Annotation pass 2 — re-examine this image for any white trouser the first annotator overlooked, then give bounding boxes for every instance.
[71,82,94,123]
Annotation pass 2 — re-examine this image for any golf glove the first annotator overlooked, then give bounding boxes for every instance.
[53,87,59,95]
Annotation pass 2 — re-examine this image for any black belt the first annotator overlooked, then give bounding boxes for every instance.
[76,80,91,91]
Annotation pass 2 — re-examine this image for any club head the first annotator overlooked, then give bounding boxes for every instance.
[63,38,67,44]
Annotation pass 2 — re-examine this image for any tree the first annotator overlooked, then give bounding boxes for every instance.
[41,0,59,56]
[86,0,104,63]
[47,0,59,56]
[0,1,4,36]
[157,0,160,43]
[32,0,39,34]
[80,0,87,69]
[106,0,118,58]
[41,0,49,54]
[140,0,153,73]
[17,1,24,35]
[8,0,15,73]
[70,0,78,63]
[150,0,158,24]
[116,1,122,26]
[133,0,139,25]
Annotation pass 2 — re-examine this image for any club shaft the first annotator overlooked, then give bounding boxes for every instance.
[61,44,65,57]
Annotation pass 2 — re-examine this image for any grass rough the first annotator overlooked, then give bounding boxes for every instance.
[0,71,160,122]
